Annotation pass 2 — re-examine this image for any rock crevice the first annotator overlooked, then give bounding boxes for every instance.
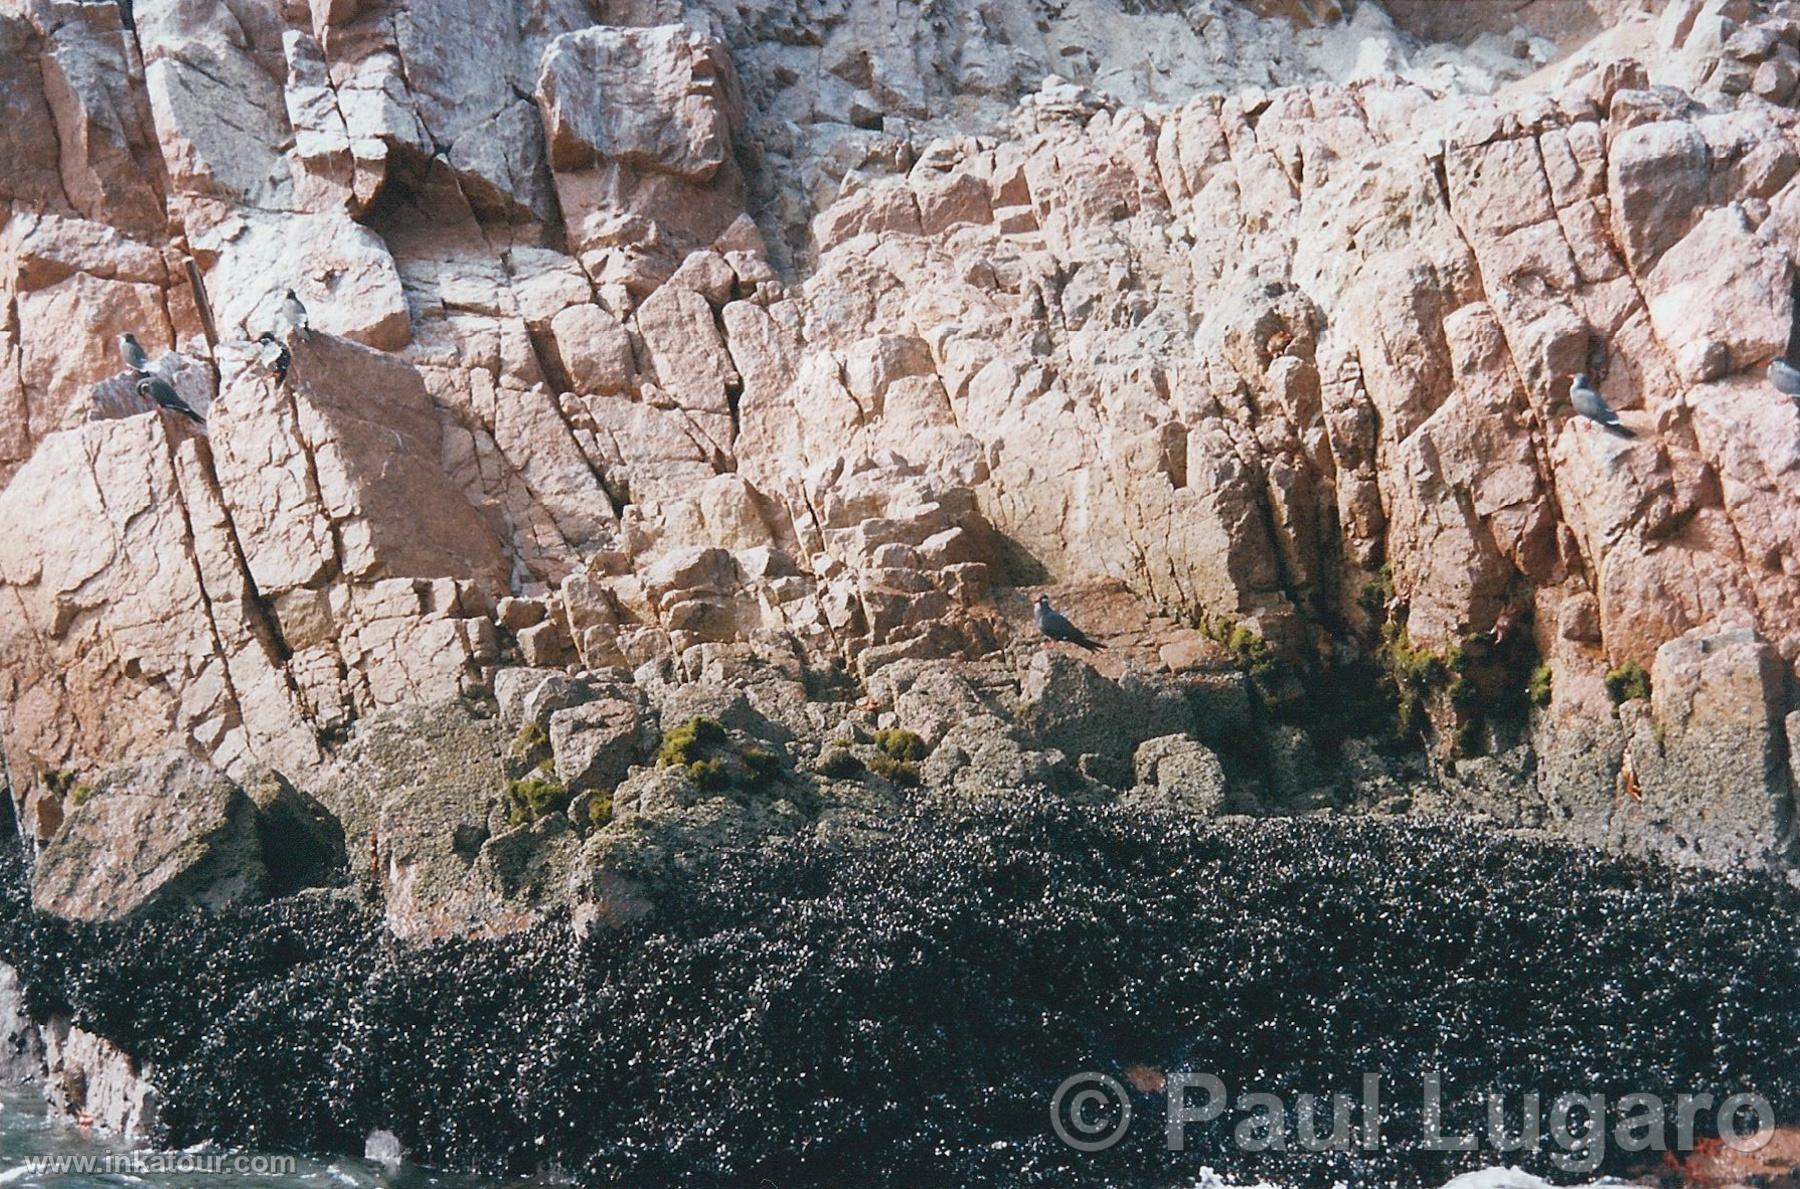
[5,0,1800,899]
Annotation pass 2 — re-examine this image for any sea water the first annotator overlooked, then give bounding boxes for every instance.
[0,1086,499,1189]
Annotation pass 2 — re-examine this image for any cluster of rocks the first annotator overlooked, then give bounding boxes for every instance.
[9,0,1800,1177]
[504,456,1007,676]
[18,608,1790,948]
[27,621,1278,939]
[6,0,1800,975]
[1664,0,1800,102]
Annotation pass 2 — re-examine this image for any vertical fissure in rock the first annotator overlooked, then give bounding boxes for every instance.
[158,432,254,757]
[263,374,359,733]
[519,326,627,519]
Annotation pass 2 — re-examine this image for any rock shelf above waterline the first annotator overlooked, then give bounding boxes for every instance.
[11,0,1800,890]
[0,802,1794,1189]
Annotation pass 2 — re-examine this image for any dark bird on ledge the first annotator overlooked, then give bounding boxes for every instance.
[1766,357,1800,397]
[1569,372,1634,438]
[118,333,148,373]
[1034,594,1104,651]
[136,375,204,423]
[282,289,312,341]
[257,331,290,384]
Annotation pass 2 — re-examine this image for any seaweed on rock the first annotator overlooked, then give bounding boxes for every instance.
[0,802,1796,1188]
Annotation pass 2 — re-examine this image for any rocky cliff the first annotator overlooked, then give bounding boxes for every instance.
[4,0,1800,939]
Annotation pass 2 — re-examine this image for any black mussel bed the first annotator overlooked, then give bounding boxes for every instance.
[0,798,1796,1188]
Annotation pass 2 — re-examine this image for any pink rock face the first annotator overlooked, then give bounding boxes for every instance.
[7,0,1800,877]
[14,4,167,238]
[214,334,510,591]
[0,17,72,213]
[538,25,738,184]
[0,417,320,783]
[537,24,747,267]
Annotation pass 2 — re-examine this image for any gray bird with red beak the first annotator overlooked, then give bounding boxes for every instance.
[1569,372,1633,438]
[1034,594,1104,651]
[136,375,204,423]
[1766,357,1800,396]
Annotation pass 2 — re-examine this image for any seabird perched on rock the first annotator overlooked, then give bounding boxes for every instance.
[136,375,204,424]
[1766,357,1800,396]
[1034,594,1104,652]
[118,333,148,373]
[257,331,290,384]
[282,289,312,341]
[1568,372,1634,438]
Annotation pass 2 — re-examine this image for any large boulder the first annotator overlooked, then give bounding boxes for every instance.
[1606,119,1710,271]
[550,697,643,794]
[880,660,1006,747]
[920,713,1080,798]
[536,24,747,265]
[1125,735,1229,816]
[493,666,572,725]
[1623,623,1797,869]
[316,702,545,940]
[1542,622,1800,871]
[1018,651,1193,764]
[31,752,267,921]
[571,795,805,934]
[537,25,738,184]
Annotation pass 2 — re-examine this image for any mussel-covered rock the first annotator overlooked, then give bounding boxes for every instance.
[0,803,1794,1188]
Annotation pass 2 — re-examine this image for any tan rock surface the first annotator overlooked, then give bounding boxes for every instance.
[7,0,1800,879]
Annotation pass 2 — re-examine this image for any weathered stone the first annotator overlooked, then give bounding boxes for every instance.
[879,661,1000,747]
[549,698,641,793]
[1607,120,1710,271]
[538,26,737,183]
[477,816,583,904]
[637,284,739,417]
[920,714,1080,797]
[551,304,637,395]
[1643,204,1790,382]
[31,752,268,922]
[1624,623,1797,869]
[520,672,598,733]
[316,702,544,941]
[494,667,565,724]
[1753,56,1798,101]
[42,1019,158,1139]
[1126,735,1228,816]
[537,24,746,261]
[1018,651,1191,763]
